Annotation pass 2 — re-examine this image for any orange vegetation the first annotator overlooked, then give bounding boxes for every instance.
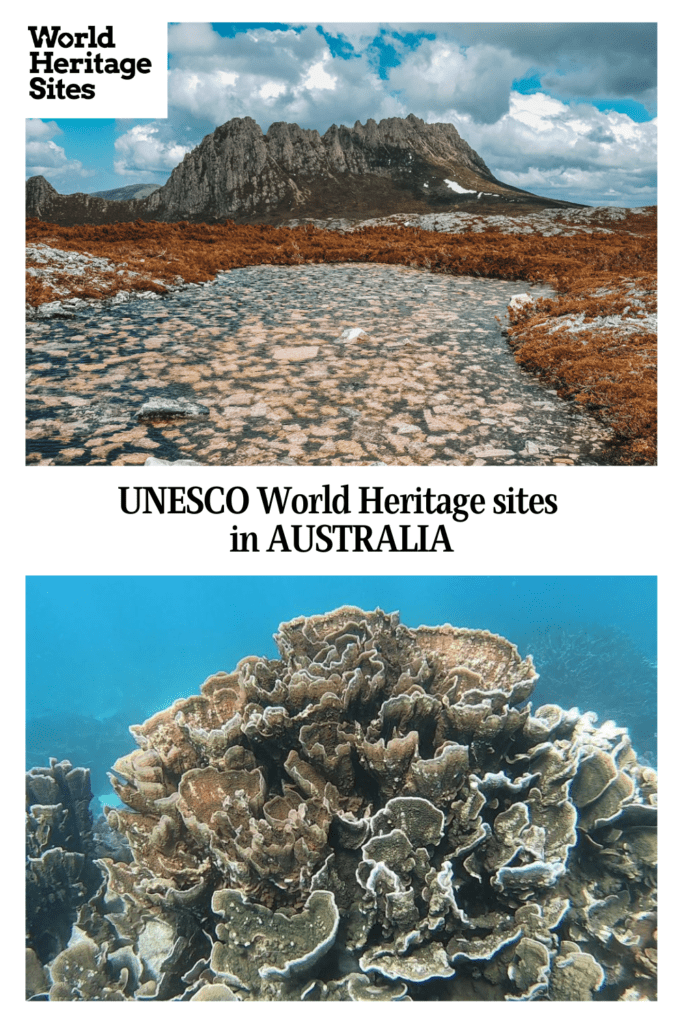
[26,210,656,463]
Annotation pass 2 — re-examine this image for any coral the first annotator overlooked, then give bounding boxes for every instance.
[521,623,657,762]
[33,609,657,1000]
[25,758,103,977]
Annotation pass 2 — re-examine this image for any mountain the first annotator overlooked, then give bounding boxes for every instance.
[26,114,582,225]
[26,175,143,224]
[88,183,161,201]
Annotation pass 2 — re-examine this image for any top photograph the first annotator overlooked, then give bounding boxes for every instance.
[25,22,657,467]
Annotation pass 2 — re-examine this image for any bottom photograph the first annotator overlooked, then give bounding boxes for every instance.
[25,577,657,1001]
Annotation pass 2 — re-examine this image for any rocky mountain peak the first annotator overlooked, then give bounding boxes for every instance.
[142,113,510,223]
[26,175,58,218]
[27,114,581,226]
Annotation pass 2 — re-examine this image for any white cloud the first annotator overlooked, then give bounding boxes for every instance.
[449,92,657,205]
[387,41,528,124]
[26,119,88,179]
[165,26,399,133]
[111,25,656,206]
[390,23,657,109]
[114,124,191,176]
[167,22,221,54]
[313,24,382,49]
[508,93,567,132]
[259,81,286,101]
[26,118,61,142]
[301,59,337,92]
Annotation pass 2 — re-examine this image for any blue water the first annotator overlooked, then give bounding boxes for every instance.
[25,577,656,800]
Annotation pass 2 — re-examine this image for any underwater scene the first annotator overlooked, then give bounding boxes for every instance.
[26,577,657,1000]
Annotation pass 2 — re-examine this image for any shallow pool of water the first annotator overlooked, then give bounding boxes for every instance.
[26,263,613,466]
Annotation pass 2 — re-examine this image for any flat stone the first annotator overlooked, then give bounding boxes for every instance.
[467,446,516,457]
[137,397,210,421]
[144,456,203,466]
[509,293,534,311]
[224,391,254,406]
[339,327,368,341]
[247,403,271,417]
[272,346,319,360]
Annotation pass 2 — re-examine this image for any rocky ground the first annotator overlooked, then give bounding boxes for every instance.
[513,285,656,341]
[26,263,616,466]
[285,205,654,237]
[26,242,176,316]
[26,210,656,352]
[26,208,656,464]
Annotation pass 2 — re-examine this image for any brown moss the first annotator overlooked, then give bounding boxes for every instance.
[26,209,657,464]
[25,275,60,306]
[509,326,656,463]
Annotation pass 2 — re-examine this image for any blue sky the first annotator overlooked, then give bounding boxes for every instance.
[26,22,657,207]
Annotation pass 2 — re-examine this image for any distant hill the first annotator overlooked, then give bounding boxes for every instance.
[27,114,583,225]
[88,183,161,201]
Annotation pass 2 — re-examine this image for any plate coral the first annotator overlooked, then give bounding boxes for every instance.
[26,607,657,1000]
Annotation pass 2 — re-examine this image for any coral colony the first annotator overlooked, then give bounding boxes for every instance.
[26,608,657,1000]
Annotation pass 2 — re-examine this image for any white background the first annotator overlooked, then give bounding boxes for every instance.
[26,20,168,118]
[9,1,675,1019]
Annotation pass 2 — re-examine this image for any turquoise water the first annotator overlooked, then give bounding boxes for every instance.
[25,576,656,800]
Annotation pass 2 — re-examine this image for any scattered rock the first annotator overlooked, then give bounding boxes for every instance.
[33,301,69,318]
[27,263,614,466]
[537,308,657,338]
[291,206,646,237]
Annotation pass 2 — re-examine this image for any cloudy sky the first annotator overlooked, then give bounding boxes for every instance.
[26,22,657,207]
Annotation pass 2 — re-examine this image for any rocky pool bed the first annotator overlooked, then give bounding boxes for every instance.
[25,261,620,466]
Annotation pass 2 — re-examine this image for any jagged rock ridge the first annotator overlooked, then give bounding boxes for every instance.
[90,183,161,201]
[26,175,144,225]
[27,114,581,225]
